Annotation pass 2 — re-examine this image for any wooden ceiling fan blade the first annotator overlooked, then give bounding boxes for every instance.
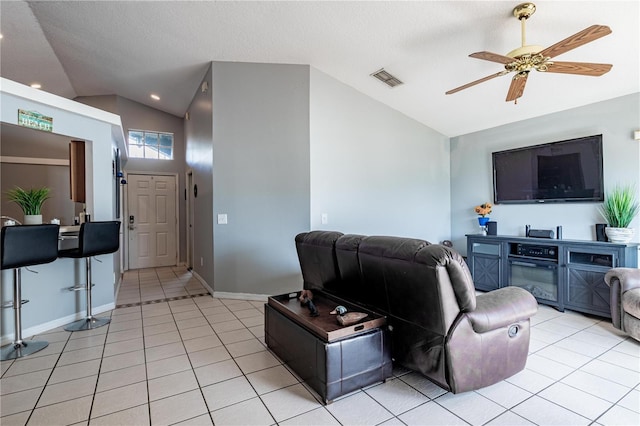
[506,73,528,102]
[539,25,612,59]
[469,51,514,65]
[545,61,612,76]
[446,72,505,95]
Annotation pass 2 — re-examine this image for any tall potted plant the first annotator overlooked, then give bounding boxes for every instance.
[599,184,639,243]
[6,186,51,225]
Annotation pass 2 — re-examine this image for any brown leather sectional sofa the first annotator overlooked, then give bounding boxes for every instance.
[295,230,538,393]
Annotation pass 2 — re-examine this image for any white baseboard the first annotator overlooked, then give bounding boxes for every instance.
[213,291,269,302]
[191,270,213,295]
[114,274,123,301]
[189,270,268,302]
[1,302,115,346]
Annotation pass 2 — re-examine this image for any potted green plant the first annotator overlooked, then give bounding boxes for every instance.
[6,186,51,225]
[599,184,639,243]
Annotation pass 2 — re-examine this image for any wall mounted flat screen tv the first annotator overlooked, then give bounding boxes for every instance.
[492,134,604,204]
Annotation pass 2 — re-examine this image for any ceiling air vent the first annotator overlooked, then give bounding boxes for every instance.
[370,69,404,88]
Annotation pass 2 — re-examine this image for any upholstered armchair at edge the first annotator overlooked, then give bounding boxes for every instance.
[605,268,640,342]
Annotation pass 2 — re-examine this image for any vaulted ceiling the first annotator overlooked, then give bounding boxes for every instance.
[1,1,638,137]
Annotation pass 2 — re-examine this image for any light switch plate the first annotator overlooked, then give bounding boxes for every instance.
[321,213,328,225]
[217,214,228,225]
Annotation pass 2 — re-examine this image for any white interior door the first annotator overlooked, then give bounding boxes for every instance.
[128,174,177,269]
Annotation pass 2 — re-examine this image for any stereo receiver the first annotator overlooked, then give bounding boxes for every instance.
[515,243,558,260]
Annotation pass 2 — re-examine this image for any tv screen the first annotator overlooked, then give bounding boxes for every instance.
[492,135,604,204]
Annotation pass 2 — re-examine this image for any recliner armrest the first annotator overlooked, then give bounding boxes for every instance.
[605,268,640,293]
[605,268,640,329]
[467,287,538,333]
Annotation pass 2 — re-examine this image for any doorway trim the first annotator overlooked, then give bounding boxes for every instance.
[124,171,180,271]
[185,169,194,271]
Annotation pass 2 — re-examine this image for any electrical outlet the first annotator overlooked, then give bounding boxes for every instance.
[217,214,228,225]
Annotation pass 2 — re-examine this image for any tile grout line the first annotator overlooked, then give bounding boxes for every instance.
[504,324,632,425]
[89,269,151,424]
[165,273,217,425]
[84,309,116,424]
[86,270,153,424]
[143,268,158,425]
[20,329,73,424]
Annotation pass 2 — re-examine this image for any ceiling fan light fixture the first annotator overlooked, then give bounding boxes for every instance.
[371,69,404,88]
[506,45,544,58]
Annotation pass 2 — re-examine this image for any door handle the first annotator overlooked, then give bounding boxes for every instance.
[129,215,135,230]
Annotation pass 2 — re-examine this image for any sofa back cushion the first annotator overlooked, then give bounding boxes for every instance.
[414,244,477,313]
[296,231,477,336]
[335,234,367,302]
[358,236,476,335]
[295,231,343,292]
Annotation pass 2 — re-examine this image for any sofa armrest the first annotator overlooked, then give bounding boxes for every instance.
[467,287,538,333]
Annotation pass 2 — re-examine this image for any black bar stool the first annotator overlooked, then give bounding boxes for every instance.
[59,221,120,331]
[1,224,60,360]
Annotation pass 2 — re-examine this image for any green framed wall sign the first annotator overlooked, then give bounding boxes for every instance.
[18,109,53,132]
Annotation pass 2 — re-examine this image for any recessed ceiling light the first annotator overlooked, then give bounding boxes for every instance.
[150,94,160,100]
[30,83,42,89]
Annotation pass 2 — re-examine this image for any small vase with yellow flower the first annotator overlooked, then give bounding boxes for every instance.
[474,202,492,235]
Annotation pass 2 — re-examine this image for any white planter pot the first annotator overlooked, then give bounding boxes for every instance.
[605,227,634,244]
[23,214,43,225]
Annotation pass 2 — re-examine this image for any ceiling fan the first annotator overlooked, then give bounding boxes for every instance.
[446,2,612,103]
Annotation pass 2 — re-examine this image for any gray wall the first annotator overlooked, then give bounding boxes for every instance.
[309,68,451,243]
[451,93,640,254]
[73,95,117,115]
[182,63,640,299]
[185,65,214,286]
[211,62,310,296]
[76,95,188,262]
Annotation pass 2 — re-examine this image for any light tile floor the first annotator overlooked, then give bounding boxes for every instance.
[1,266,639,425]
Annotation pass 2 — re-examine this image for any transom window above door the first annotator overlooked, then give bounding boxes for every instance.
[128,130,174,160]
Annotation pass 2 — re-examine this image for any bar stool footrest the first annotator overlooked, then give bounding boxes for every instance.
[1,299,29,309]
[0,340,48,361]
[66,284,95,292]
[64,316,111,332]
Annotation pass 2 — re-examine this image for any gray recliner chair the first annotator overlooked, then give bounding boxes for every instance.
[605,268,640,342]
